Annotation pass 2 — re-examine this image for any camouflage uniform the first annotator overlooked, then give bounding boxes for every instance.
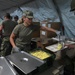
[0,37,12,56]
[11,23,40,53]
[0,19,17,56]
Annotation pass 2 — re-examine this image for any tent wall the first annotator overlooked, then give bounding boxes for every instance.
[18,0,75,38]
[0,0,75,38]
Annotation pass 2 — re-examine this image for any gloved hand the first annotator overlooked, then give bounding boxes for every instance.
[55,30,61,35]
[12,46,20,53]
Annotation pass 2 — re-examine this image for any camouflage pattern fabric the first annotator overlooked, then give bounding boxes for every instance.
[0,37,12,56]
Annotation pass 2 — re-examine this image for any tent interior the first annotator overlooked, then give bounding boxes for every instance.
[0,0,75,75]
[0,0,75,38]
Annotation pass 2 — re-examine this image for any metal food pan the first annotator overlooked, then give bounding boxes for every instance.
[6,51,44,75]
[29,48,56,68]
[0,57,18,75]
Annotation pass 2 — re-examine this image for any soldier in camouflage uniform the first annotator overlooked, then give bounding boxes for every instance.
[0,37,11,56]
[10,10,58,53]
[0,13,17,56]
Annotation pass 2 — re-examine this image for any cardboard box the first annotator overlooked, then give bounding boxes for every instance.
[40,22,61,38]
[32,22,40,38]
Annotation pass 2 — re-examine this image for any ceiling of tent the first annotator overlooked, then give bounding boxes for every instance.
[0,0,34,17]
[0,0,75,38]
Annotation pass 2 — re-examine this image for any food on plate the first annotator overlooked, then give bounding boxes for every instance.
[57,43,62,50]
[30,50,51,60]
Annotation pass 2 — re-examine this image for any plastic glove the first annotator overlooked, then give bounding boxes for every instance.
[55,30,60,35]
[12,46,20,53]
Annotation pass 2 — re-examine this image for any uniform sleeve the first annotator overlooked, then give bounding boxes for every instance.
[1,21,5,29]
[12,25,21,35]
[1,21,4,26]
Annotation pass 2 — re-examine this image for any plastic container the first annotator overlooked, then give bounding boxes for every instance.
[29,48,56,72]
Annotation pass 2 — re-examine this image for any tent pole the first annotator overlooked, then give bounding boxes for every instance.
[52,0,64,35]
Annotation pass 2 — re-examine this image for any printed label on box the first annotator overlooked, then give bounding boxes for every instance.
[42,24,46,27]
[41,31,46,35]
[48,24,51,28]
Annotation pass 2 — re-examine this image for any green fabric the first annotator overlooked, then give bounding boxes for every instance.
[0,20,17,56]
[23,10,33,18]
[0,37,11,56]
[12,23,40,49]
[2,20,17,36]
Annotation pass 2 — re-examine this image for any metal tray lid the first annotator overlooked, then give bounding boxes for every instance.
[0,57,18,75]
[45,44,67,52]
[6,51,45,74]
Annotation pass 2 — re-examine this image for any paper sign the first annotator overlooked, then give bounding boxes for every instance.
[48,24,51,28]
[41,31,46,35]
[42,24,46,27]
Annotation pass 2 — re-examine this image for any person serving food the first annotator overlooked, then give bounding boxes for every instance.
[10,10,60,53]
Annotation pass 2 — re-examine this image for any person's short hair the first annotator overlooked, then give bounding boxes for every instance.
[23,10,33,18]
[4,13,11,19]
[14,15,19,20]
